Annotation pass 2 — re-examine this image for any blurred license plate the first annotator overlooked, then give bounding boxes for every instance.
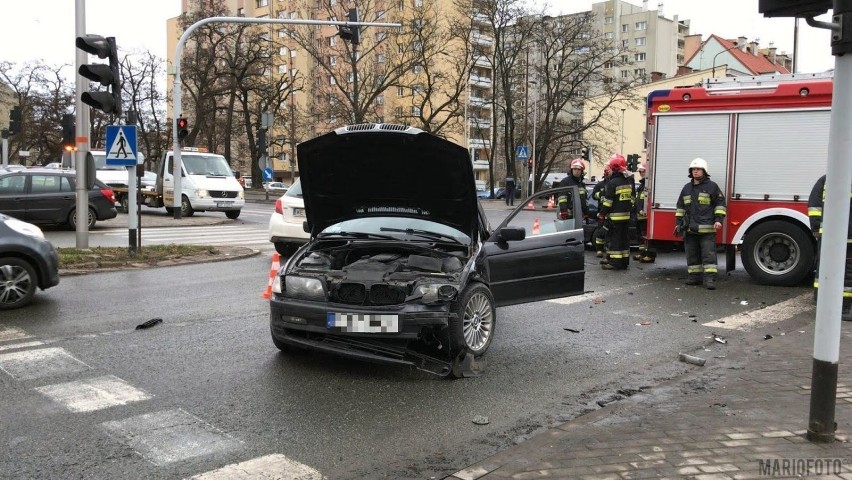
[216,201,233,207]
[292,207,305,217]
[326,313,399,333]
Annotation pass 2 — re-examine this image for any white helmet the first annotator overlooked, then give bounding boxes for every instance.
[688,157,709,177]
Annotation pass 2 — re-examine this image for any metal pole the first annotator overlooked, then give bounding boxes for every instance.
[807,1,852,443]
[793,17,799,74]
[170,16,400,219]
[523,49,529,198]
[74,0,90,248]
[127,165,137,254]
[620,108,626,154]
[531,84,538,195]
[1,135,7,166]
[289,51,296,184]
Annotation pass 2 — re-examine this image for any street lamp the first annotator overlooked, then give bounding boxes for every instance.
[531,80,539,195]
[620,108,626,155]
[712,42,739,78]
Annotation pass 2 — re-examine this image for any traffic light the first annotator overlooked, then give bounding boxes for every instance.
[76,34,122,115]
[177,116,189,142]
[527,158,533,171]
[758,0,830,17]
[627,154,640,171]
[9,106,22,135]
[338,8,361,45]
[256,128,268,157]
[581,147,589,161]
[61,114,76,152]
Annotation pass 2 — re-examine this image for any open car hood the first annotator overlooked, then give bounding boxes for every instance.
[297,124,478,239]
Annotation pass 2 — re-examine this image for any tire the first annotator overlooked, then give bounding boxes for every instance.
[448,283,495,357]
[741,220,815,287]
[0,257,37,310]
[119,195,129,213]
[180,195,195,217]
[225,210,240,219]
[68,208,97,230]
[165,207,175,215]
[274,242,298,257]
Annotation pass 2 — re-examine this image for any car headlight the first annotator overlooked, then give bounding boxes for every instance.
[238,190,245,199]
[284,276,326,300]
[413,284,458,303]
[196,189,209,197]
[5,217,45,239]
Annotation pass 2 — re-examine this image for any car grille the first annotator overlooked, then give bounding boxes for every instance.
[209,190,238,198]
[333,283,406,306]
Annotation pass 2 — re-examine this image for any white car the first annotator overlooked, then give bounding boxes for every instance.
[268,178,308,256]
[264,181,290,194]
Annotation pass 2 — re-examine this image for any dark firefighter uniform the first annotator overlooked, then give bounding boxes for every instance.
[632,175,655,262]
[675,174,726,286]
[600,167,634,270]
[808,174,852,320]
[558,173,588,219]
[591,170,610,258]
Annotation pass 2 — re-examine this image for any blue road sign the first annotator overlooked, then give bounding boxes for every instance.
[262,167,274,181]
[516,145,529,160]
[105,125,138,166]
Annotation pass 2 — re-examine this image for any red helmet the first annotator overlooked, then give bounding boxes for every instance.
[608,154,627,173]
[570,159,585,171]
[603,164,612,176]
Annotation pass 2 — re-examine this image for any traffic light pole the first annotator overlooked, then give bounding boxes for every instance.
[74,0,91,248]
[170,15,400,218]
[1,131,7,166]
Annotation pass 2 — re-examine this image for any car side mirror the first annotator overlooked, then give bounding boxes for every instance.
[497,226,526,242]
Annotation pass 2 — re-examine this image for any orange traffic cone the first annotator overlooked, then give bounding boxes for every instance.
[532,217,540,235]
[261,252,281,299]
[547,196,555,209]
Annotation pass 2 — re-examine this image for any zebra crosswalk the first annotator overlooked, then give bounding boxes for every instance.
[94,224,274,251]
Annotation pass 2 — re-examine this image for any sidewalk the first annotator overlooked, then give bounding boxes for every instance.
[449,312,852,480]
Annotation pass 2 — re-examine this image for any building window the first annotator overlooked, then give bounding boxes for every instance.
[604,61,613,69]
[621,70,629,78]
[413,64,423,73]
[376,32,387,42]
[278,65,287,74]
[329,56,337,66]
[395,106,403,117]
[412,84,422,93]
[398,0,404,10]
[604,16,613,24]
[278,29,287,38]
[413,41,423,51]
[634,68,646,76]
[621,55,628,63]
[621,24,628,33]
[605,32,614,39]
[328,36,337,46]
[237,7,245,16]
[329,75,336,85]
[397,86,405,96]
[635,21,647,30]
[377,54,386,63]
[376,95,384,105]
[257,0,268,6]
[635,37,646,46]
[377,10,386,19]
[415,0,423,6]
[348,72,354,83]
[635,52,646,62]
[412,19,424,28]
[621,39,629,48]
[411,106,421,116]
[279,47,288,56]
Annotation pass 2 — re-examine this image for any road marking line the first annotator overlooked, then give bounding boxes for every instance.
[0,347,91,381]
[0,340,44,351]
[702,292,813,331]
[101,408,242,466]
[189,454,325,480]
[35,375,152,413]
[0,325,32,342]
[545,283,655,306]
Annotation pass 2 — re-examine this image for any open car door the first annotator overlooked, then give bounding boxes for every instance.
[483,186,586,307]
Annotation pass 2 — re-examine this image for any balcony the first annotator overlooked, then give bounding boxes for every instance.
[470,74,492,88]
[469,96,492,109]
[471,159,490,171]
[469,118,491,129]
[471,33,494,47]
[469,138,491,149]
[474,55,492,68]
[473,14,490,26]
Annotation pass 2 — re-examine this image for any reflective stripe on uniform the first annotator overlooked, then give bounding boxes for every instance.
[687,265,703,274]
[675,209,685,218]
[697,225,716,233]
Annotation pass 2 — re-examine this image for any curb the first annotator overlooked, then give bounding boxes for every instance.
[58,246,261,276]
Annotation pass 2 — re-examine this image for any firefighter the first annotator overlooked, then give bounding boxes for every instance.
[673,158,726,290]
[599,154,634,270]
[591,164,612,259]
[632,162,655,263]
[808,174,852,320]
[558,158,589,218]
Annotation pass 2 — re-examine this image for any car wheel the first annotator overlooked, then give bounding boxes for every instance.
[225,210,240,219]
[274,242,298,257]
[449,283,495,357]
[741,220,815,287]
[180,195,195,217]
[119,195,129,213]
[0,257,37,310]
[68,208,97,230]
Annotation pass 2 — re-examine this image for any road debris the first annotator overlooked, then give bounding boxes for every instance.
[564,328,580,333]
[764,334,774,340]
[136,318,163,330]
[472,415,490,425]
[740,300,749,306]
[636,321,652,326]
[714,335,727,344]
[593,297,605,304]
[678,353,706,366]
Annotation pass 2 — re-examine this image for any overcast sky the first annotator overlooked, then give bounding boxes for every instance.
[0,0,836,74]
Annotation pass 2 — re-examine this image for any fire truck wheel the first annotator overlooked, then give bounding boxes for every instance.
[741,220,815,287]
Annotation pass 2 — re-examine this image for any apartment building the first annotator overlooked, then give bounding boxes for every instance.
[683,34,792,76]
[167,0,493,184]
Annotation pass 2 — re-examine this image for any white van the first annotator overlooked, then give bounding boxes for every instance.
[158,150,244,219]
[90,150,146,188]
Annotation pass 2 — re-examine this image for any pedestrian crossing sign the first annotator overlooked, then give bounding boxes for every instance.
[105,125,138,166]
[516,145,529,160]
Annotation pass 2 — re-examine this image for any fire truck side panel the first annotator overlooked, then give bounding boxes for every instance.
[727,205,810,244]
[732,109,830,201]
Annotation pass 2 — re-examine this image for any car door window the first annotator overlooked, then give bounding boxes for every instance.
[30,175,71,194]
[0,175,26,194]
[501,189,579,236]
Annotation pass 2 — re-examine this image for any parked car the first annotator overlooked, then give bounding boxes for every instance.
[494,187,522,199]
[268,178,308,256]
[476,186,497,199]
[0,168,118,229]
[0,214,60,309]
[264,181,290,194]
[140,171,157,189]
[268,124,585,378]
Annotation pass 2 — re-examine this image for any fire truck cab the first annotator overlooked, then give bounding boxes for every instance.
[644,73,832,286]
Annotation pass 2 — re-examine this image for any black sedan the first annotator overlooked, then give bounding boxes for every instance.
[0,214,59,309]
[269,124,586,377]
[0,168,117,229]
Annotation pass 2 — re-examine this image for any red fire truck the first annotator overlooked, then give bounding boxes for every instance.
[644,73,832,286]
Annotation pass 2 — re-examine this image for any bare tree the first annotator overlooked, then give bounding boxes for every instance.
[121,50,170,168]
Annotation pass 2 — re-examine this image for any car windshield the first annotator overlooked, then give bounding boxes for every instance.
[322,217,470,243]
[182,154,234,176]
[284,179,302,198]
